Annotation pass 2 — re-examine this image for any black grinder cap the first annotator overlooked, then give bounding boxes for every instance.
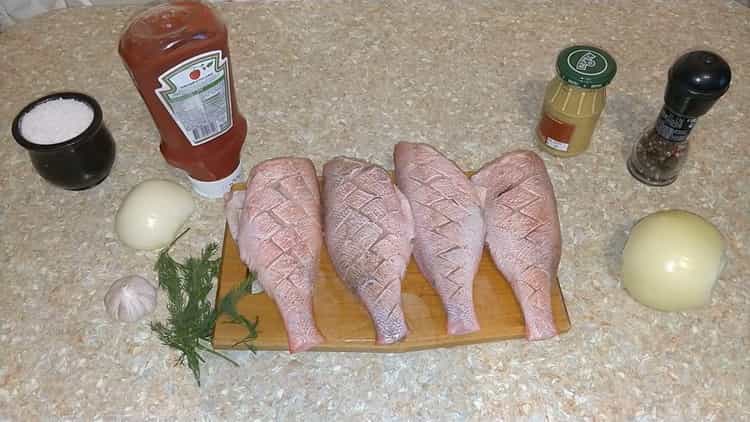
[665,50,731,118]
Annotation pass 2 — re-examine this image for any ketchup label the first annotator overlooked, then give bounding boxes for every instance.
[155,50,233,146]
[538,113,575,152]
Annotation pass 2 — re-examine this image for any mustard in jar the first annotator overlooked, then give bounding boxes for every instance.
[537,45,617,157]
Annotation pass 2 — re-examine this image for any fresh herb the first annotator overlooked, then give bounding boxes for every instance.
[150,229,258,386]
[217,272,260,349]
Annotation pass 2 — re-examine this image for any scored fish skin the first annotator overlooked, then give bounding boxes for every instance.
[471,150,561,341]
[231,157,324,353]
[323,157,414,345]
[394,142,485,336]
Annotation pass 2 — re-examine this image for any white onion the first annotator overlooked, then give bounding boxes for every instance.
[115,179,195,250]
[622,209,726,311]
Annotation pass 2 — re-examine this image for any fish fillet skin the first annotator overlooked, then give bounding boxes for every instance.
[394,142,485,335]
[224,190,244,243]
[229,157,324,353]
[471,150,561,341]
[224,190,266,295]
[323,157,414,345]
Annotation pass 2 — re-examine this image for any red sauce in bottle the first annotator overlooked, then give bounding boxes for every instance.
[119,0,246,198]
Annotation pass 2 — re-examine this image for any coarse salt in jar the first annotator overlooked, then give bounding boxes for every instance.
[11,92,116,190]
[536,45,617,157]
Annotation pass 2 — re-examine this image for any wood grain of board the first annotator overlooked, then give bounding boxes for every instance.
[212,183,571,352]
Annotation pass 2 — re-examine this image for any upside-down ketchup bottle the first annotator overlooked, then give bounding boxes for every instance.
[119,0,246,198]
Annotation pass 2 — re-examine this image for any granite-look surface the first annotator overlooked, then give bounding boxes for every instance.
[1,1,748,420]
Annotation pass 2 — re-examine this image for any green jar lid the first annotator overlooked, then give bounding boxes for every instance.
[556,45,617,89]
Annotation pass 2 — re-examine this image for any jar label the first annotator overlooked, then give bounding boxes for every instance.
[155,50,233,147]
[538,113,575,152]
[655,107,696,142]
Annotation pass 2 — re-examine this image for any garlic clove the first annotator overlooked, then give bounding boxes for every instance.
[105,275,158,322]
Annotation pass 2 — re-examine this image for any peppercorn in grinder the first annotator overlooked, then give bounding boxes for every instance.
[627,51,731,186]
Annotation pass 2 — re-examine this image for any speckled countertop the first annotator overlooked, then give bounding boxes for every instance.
[1,1,748,420]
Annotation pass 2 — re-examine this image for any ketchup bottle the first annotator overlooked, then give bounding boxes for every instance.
[119,0,247,198]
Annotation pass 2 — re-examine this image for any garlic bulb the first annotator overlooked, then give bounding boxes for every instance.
[104,275,158,322]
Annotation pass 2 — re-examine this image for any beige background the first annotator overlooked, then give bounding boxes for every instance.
[3,0,749,29]
[1,0,748,420]
[0,0,269,29]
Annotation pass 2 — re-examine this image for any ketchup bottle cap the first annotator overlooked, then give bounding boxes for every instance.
[188,163,243,199]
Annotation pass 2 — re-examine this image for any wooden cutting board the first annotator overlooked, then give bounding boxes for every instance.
[212,183,570,352]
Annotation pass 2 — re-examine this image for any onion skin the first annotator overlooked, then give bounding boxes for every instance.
[115,179,194,250]
[622,210,726,312]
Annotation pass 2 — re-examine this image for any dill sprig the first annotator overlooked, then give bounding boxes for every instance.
[217,272,260,350]
[150,228,258,386]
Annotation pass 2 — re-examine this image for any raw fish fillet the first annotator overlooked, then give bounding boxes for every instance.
[323,157,414,344]
[225,190,244,242]
[225,157,324,352]
[394,142,485,335]
[471,150,561,341]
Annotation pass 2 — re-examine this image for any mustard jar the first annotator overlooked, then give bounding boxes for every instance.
[537,45,617,157]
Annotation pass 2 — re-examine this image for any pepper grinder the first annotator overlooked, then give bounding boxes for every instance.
[627,51,731,186]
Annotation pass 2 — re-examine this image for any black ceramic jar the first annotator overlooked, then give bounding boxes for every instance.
[12,92,116,190]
